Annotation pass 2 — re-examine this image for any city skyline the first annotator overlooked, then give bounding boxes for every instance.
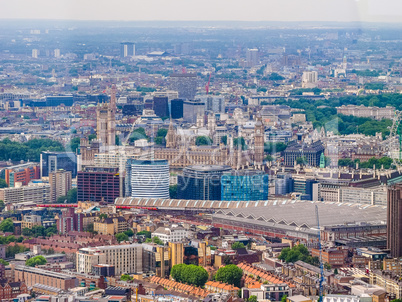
[1,0,402,23]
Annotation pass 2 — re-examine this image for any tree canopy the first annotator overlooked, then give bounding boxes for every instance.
[120,274,133,281]
[115,233,129,242]
[278,244,319,266]
[26,255,47,267]
[196,136,212,146]
[215,264,243,287]
[170,263,209,287]
[0,218,14,233]
[231,242,245,249]
[0,179,7,189]
[137,231,151,238]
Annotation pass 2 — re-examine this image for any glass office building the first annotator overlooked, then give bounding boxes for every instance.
[221,170,269,201]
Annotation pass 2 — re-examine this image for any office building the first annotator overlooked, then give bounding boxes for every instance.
[4,163,40,187]
[126,159,169,199]
[14,265,77,291]
[388,184,402,258]
[169,73,198,100]
[32,49,39,58]
[283,140,325,167]
[169,242,184,267]
[120,42,135,58]
[92,264,115,277]
[302,71,318,84]
[76,244,142,275]
[275,173,293,195]
[171,99,184,119]
[44,95,74,106]
[142,244,171,278]
[40,151,77,178]
[152,225,188,244]
[293,177,321,201]
[197,96,225,113]
[77,166,121,203]
[49,169,72,203]
[0,182,50,204]
[177,165,232,201]
[246,48,259,67]
[221,170,268,201]
[183,100,205,123]
[21,214,42,229]
[153,96,169,118]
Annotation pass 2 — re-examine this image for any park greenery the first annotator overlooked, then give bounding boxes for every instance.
[338,157,393,169]
[171,263,209,287]
[0,259,8,266]
[278,244,319,266]
[215,264,243,288]
[124,229,134,237]
[6,244,28,258]
[0,138,64,162]
[0,179,7,189]
[26,256,47,267]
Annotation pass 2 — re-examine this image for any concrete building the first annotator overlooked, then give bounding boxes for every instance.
[152,225,188,244]
[284,140,325,167]
[120,42,135,58]
[49,169,72,203]
[169,242,184,267]
[246,48,259,67]
[21,214,42,229]
[76,244,142,275]
[183,100,205,123]
[0,182,50,204]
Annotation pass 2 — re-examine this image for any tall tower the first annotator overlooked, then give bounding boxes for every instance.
[96,86,116,147]
[166,120,176,148]
[387,184,402,258]
[254,114,265,167]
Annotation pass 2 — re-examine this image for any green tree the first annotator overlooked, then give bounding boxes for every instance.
[0,200,4,211]
[170,264,209,287]
[0,218,14,233]
[221,136,227,145]
[196,136,212,146]
[115,233,129,242]
[169,185,178,199]
[282,295,288,302]
[334,268,338,275]
[99,214,108,220]
[215,264,243,287]
[124,229,134,237]
[137,231,151,238]
[231,242,245,249]
[0,179,7,189]
[22,228,33,237]
[25,256,47,267]
[67,188,77,203]
[249,295,258,302]
[130,127,148,142]
[0,259,8,266]
[152,236,164,245]
[233,137,246,150]
[157,128,168,137]
[120,274,133,281]
[296,156,307,166]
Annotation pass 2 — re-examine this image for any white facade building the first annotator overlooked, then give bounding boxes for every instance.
[152,225,188,244]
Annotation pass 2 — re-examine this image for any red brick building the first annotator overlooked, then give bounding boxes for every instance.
[311,247,348,268]
[0,280,28,300]
[4,163,40,187]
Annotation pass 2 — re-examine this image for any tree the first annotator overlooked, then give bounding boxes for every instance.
[324,262,332,270]
[137,231,151,238]
[0,218,14,233]
[233,137,246,150]
[296,156,307,166]
[0,179,7,189]
[231,242,245,249]
[221,136,227,145]
[120,274,133,281]
[334,268,338,275]
[22,228,33,237]
[169,185,178,199]
[99,214,108,220]
[0,259,8,266]
[25,256,47,267]
[196,136,212,146]
[67,188,77,203]
[281,295,287,302]
[278,244,319,266]
[215,264,243,287]
[115,233,129,242]
[0,200,4,211]
[249,296,258,302]
[152,236,164,245]
[124,229,134,237]
[157,128,168,138]
[170,264,209,287]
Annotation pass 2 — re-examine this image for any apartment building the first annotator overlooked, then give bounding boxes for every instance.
[0,183,50,204]
[93,216,128,235]
[369,270,402,299]
[21,214,42,229]
[76,244,142,275]
[152,225,187,244]
[49,169,72,203]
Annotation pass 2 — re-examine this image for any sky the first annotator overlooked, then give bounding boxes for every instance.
[1,0,402,23]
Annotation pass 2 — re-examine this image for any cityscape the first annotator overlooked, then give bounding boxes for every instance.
[0,2,402,302]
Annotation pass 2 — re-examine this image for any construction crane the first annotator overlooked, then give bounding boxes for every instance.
[315,205,324,302]
[205,73,212,94]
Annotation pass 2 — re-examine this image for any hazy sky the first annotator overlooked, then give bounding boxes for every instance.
[1,0,402,23]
